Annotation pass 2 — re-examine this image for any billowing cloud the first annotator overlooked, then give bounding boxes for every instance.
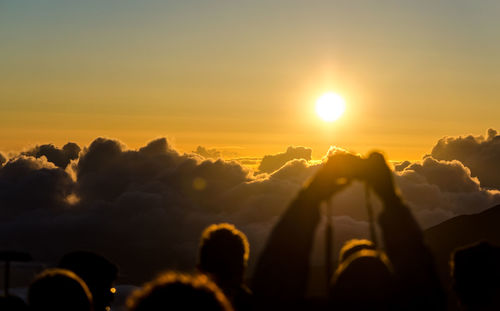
[395,157,500,227]
[0,152,6,165]
[0,156,74,217]
[0,138,310,282]
[394,160,411,172]
[22,142,81,168]
[430,128,500,189]
[1,131,500,285]
[193,146,222,159]
[403,157,480,193]
[258,146,312,173]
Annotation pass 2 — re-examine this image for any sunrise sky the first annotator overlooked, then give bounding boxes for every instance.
[1,0,499,160]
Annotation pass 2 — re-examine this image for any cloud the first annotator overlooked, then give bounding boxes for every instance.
[74,137,252,208]
[1,138,300,282]
[0,156,74,218]
[315,144,500,229]
[394,160,411,172]
[193,146,222,159]
[403,157,480,193]
[395,157,500,227]
[258,146,312,173]
[22,142,81,168]
[1,131,500,285]
[430,128,500,189]
[0,152,6,165]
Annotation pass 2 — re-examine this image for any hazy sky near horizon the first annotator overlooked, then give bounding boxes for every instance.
[1,0,499,160]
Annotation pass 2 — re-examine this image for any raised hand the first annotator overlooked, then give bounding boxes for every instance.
[364,152,399,205]
[305,152,364,202]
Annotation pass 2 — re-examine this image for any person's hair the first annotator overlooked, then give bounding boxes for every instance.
[451,241,500,309]
[28,268,93,311]
[330,249,395,310]
[198,223,249,282]
[338,239,376,263]
[58,251,118,310]
[127,272,233,311]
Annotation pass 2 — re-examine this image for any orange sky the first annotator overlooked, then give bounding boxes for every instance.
[1,1,499,161]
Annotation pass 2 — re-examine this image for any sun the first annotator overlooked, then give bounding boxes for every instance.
[315,92,346,122]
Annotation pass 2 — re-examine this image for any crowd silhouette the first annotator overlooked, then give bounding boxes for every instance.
[1,152,499,310]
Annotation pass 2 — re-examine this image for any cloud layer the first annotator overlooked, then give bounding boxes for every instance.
[0,130,499,284]
[193,146,222,159]
[22,143,81,168]
[431,128,500,189]
[258,146,312,173]
[395,157,500,227]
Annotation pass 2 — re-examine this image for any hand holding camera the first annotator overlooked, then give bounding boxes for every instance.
[307,151,398,204]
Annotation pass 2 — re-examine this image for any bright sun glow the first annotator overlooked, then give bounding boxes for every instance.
[315,92,346,122]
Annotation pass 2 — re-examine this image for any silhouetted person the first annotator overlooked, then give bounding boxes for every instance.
[127,272,233,311]
[252,152,444,310]
[331,239,396,310]
[58,251,118,311]
[451,241,500,310]
[0,295,28,311]
[28,268,93,311]
[330,249,396,310]
[198,223,253,311]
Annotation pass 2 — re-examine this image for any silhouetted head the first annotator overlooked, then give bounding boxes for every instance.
[58,251,118,311]
[127,272,233,311]
[451,241,500,310]
[338,239,376,264]
[0,295,28,311]
[198,223,249,286]
[28,268,93,311]
[330,249,395,310]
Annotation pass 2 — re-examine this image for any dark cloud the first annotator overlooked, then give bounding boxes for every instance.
[2,132,500,285]
[0,152,6,165]
[75,137,252,211]
[258,146,312,173]
[1,137,264,282]
[404,157,480,193]
[232,158,261,167]
[431,128,500,189]
[394,160,411,172]
[193,146,222,159]
[320,145,500,228]
[22,142,81,168]
[395,157,500,227]
[0,156,74,218]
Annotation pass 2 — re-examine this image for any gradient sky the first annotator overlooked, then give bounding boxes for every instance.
[1,0,499,160]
